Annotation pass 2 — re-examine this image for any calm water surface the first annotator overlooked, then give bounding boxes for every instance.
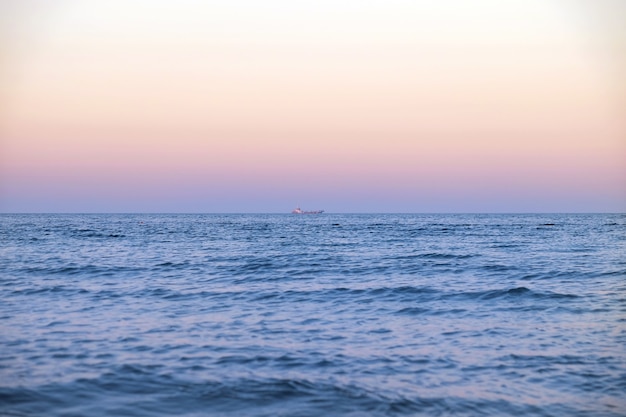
[1,214,625,416]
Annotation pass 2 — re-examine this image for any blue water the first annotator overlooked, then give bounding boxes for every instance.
[1,213,625,416]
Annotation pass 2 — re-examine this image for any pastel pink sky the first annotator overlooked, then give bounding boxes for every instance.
[1,0,624,212]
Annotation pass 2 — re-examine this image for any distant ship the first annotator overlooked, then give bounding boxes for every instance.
[291,207,324,214]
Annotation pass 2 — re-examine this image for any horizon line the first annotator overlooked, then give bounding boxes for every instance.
[1,212,624,215]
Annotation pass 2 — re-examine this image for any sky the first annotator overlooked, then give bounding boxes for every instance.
[0,0,624,213]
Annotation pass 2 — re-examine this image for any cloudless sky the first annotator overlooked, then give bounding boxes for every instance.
[1,0,624,212]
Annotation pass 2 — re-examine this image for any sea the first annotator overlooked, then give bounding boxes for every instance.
[0,213,625,417]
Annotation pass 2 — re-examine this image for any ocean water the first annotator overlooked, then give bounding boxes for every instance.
[1,213,625,417]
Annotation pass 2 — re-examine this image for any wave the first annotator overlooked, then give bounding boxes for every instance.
[65,228,126,238]
[22,283,577,305]
[443,286,580,301]
[19,264,146,278]
[391,252,478,260]
[1,372,609,417]
[10,286,90,296]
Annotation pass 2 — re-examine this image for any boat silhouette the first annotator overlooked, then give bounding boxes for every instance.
[291,207,324,214]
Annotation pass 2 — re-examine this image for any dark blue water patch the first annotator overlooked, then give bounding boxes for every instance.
[1,374,619,417]
[478,263,518,274]
[242,286,443,306]
[9,286,91,297]
[395,306,467,317]
[515,268,611,281]
[152,261,190,269]
[441,286,580,302]
[391,252,479,260]
[19,264,147,278]
[63,228,127,239]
